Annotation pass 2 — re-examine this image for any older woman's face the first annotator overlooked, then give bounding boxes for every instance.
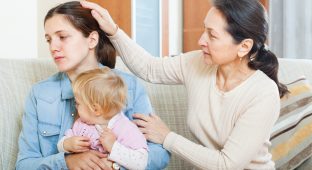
[198,7,240,65]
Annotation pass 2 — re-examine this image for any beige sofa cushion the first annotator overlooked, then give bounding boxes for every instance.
[270,76,312,169]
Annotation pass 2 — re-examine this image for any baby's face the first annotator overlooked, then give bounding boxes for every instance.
[74,97,97,125]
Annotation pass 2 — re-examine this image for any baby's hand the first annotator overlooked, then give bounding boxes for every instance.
[64,136,90,153]
[99,128,116,152]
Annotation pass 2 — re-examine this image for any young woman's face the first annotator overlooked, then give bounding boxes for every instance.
[198,7,240,65]
[44,14,94,72]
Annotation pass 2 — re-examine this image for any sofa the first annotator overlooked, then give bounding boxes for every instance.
[0,57,311,170]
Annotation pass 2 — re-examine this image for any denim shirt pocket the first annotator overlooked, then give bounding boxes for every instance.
[38,123,61,136]
[36,95,62,156]
[38,122,61,156]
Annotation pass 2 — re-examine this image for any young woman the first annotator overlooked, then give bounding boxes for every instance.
[16,1,169,170]
[82,0,288,169]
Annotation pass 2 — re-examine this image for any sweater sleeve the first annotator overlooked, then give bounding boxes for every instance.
[163,91,280,170]
[109,142,148,170]
[108,29,199,85]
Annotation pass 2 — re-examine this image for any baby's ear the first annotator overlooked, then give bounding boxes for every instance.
[92,103,103,116]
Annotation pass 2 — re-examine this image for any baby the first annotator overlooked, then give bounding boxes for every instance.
[57,67,148,170]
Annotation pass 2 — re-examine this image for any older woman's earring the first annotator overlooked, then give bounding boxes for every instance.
[239,57,243,61]
[250,55,256,61]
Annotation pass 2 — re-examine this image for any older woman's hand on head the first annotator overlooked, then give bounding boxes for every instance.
[80,0,118,36]
[133,113,171,144]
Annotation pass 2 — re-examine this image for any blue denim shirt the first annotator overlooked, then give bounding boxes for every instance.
[16,68,170,170]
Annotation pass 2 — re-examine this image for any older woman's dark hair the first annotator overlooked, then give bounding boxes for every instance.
[214,0,288,98]
[44,1,116,68]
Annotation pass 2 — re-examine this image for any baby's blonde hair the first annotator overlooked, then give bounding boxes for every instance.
[72,67,127,114]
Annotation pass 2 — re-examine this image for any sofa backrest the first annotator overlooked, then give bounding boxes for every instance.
[0,57,311,170]
[278,58,312,84]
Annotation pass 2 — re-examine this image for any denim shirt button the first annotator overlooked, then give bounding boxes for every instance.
[42,131,47,134]
[71,113,74,117]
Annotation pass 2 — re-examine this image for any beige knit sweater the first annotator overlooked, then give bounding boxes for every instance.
[109,29,280,170]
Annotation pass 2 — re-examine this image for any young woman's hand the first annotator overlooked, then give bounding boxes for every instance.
[65,150,112,170]
[64,136,90,153]
[133,113,171,144]
[99,128,117,152]
[80,0,118,36]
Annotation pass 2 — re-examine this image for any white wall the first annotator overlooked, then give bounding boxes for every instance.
[0,0,73,59]
[168,0,182,57]
[0,0,37,58]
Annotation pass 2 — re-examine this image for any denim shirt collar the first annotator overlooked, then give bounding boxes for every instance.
[60,72,74,100]
[60,63,106,100]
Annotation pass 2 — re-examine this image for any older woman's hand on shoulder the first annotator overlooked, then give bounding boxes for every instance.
[80,0,118,36]
[133,113,171,144]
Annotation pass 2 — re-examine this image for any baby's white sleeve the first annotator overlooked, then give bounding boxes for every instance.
[108,142,148,170]
[57,136,71,153]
